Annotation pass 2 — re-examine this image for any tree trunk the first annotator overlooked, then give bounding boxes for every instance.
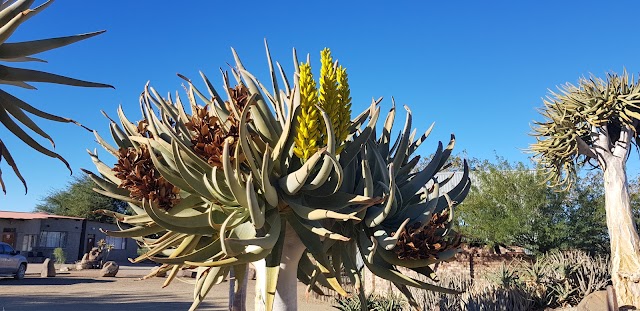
[603,157,640,308]
[254,223,307,311]
[229,266,248,311]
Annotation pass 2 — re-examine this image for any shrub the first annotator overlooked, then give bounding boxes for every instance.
[334,293,406,311]
[53,247,66,265]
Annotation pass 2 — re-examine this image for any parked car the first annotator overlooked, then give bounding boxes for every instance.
[0,242,27,279]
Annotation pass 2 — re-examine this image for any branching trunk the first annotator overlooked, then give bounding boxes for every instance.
[254,223,307,311]
[603,157,640,308]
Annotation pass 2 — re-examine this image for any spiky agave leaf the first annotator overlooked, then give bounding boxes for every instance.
[0,0,112,193]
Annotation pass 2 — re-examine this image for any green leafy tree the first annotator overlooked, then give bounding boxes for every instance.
[457,158,569,255]
[564,172,609,255]
[35,174,129,222]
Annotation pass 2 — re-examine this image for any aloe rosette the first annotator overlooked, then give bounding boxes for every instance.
[348,104,471,308]
[0,0,112,193]
[87,41,470,311]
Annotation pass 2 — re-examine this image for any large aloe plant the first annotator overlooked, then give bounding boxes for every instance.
[88,41,470,311]
[0,0,112,193]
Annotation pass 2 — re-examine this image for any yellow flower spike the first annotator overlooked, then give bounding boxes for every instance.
[293,62,321,161]
[319,48,341,147]
[336,65,352,153]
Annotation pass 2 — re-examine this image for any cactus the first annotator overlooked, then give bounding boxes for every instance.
[87,42,470,310]
[0,0,112,193]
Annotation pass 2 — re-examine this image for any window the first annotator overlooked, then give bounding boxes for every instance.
[21,234,37,251]
[39,231,67,248]
[104,236,126,250]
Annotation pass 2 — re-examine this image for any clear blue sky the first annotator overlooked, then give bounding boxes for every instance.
[2,1,640,212]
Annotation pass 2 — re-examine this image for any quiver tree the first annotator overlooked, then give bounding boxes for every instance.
[530,71,640,307]
[87,43,470,311]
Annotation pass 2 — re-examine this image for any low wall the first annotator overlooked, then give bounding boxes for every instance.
[314,245,532,301]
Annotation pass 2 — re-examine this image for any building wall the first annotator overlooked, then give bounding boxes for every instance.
[0,218,41,252]
[38,218,84,263]
[84,221,139,263]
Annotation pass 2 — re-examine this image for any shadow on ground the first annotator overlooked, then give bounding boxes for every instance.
[0,277,114,286]
[0,292,226,311]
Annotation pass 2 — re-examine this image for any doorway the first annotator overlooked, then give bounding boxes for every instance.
[2,228,16,248]
[86,234,95,254]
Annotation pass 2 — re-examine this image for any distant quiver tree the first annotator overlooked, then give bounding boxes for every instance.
[530,70,640,307]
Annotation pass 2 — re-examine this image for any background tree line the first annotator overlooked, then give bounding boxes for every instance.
[419,154,640,256]
[35,174,129,223]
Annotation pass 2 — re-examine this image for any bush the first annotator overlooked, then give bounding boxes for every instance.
[53,247,66,264]
[405,250,609,310]
[334,293,406,311]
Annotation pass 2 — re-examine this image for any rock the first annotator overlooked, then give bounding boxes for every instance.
[75,260,99,270]
[151,266,167,277]
[59,266,70,272]
[578,290,609,311]
[41,258,56,277]
[178,269,196,278]
[100,261,119,277]
[248,265,257,280]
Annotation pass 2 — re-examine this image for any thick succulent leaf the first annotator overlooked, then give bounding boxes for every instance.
[297,252,327,296]
[399,141,443,200]
[0,5,30,46]
[0,30,105,59]
[305,105,340,190]
[224,210,280,252]
[286,214,349,296]
[81,169,130,197]
[340,102,380,167]
[390,106,412,171]
[357,233,459,294]
[0,106,71,172]
[231,48,279,144]
[0,89,88,128]
[222,139,250,207]
[379,102,396,159]
[434,160,470,214]
[172,141,217,202]
[0,96,57,146]
[282,194,359,221]
[278,147,325,195]
[0,139,26,193]
[408,122,435,155]
[100,222,165,238]
[189,266,230,311]
[364,164,396,228]
[142,199,222,235]
[0,64,113,88]
[263,214,286,311]
[373,218,410,251]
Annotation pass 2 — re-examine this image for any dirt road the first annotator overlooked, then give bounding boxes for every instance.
[0,264,336,311]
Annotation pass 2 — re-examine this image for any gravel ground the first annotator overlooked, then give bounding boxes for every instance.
[0,264,336,311]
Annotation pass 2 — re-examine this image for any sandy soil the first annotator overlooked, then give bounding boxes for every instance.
[0,263,336,311]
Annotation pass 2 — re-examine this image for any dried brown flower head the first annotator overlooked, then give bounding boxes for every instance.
[393,210,461,260]
[113,145,180,210]
[136,120,153,138]
[185,84,250,167]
